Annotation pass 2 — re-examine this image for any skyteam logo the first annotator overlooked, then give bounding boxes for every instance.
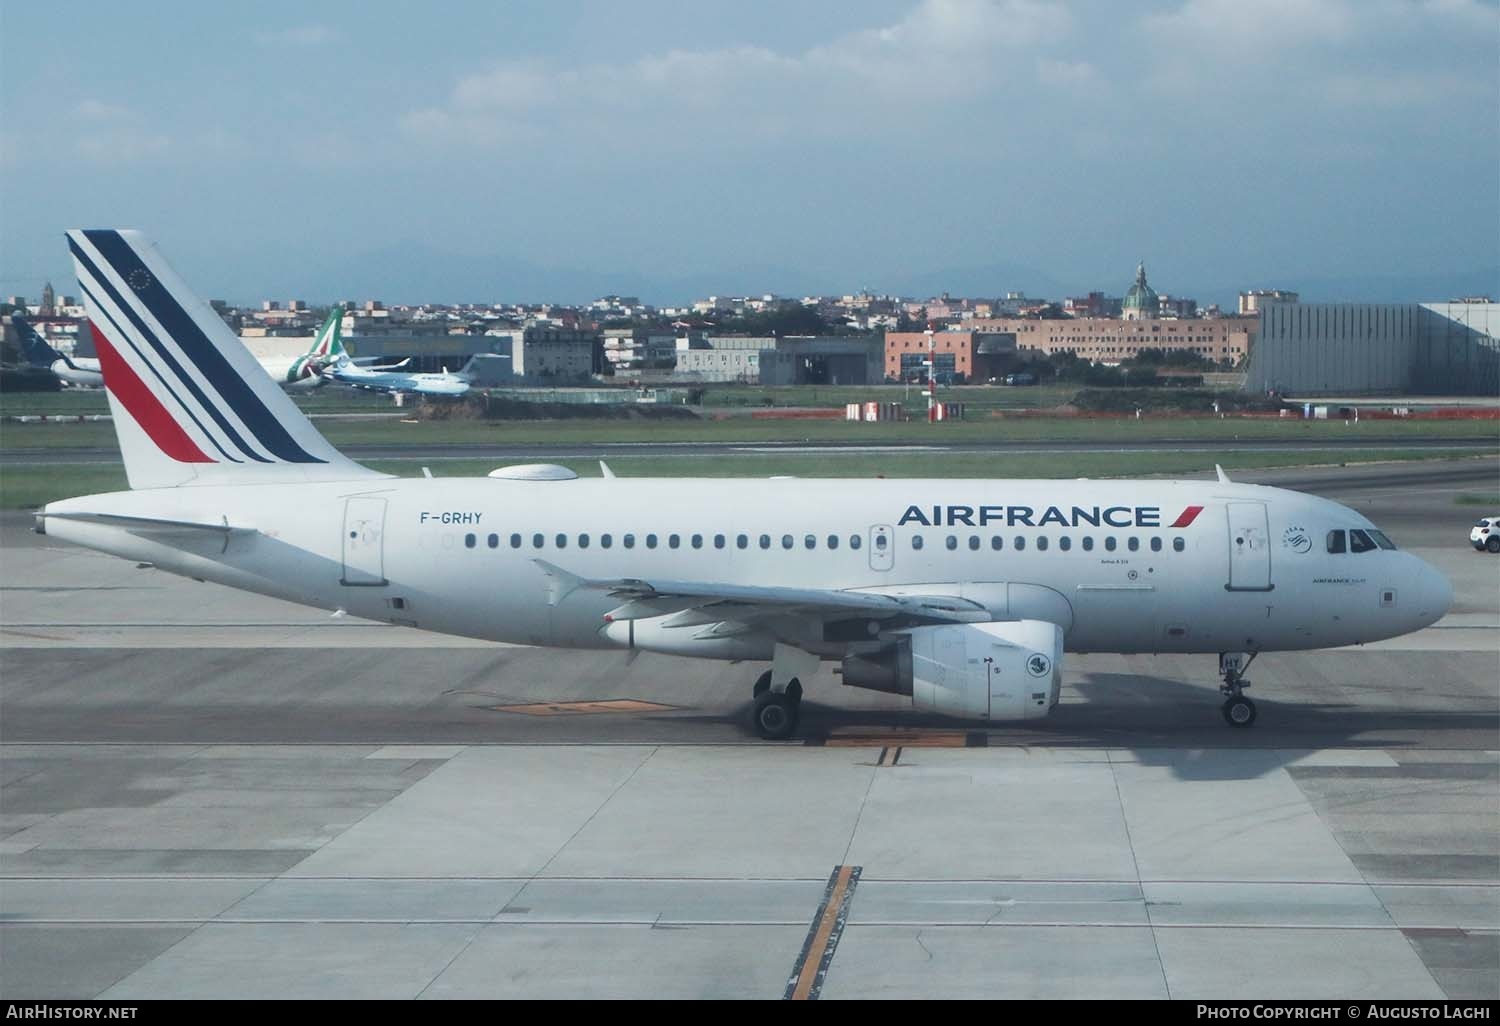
[896,504,1205,529]
[1282,525,1312,553]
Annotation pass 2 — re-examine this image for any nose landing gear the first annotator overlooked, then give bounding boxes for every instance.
[1219,651,1258,727]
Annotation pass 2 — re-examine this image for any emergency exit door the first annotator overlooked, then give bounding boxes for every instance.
[869,524,894,571]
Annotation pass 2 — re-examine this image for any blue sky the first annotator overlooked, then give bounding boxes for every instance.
[2,0,1496,305]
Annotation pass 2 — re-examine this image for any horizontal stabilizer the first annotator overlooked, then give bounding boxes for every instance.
[38,510,255,539]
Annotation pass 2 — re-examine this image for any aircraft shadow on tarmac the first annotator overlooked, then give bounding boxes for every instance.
[710,669,1499,781]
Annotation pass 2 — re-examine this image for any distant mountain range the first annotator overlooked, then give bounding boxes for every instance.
[60,240,1495,310]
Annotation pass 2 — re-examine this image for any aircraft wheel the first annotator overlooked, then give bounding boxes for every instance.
[753,691,798,740]
[1487,537,1500,554]
[752,671,772,698]
[1222,696,1257,728]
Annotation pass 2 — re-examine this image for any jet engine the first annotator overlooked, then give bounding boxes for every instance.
[840,620,1063,721]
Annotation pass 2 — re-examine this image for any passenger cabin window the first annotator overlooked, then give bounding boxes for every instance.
[782,535,794,550]
[624,533,636,549]
[760,534,771,549]
[465,533,476,549]
[1150,537,1162,552]
[1037,536,1048,551]
[805,534,816,550]
[968,536,980,551]
[1014,536,1026,551]
[827,535,839,550]
[850,535,862,550]
[668,534,680,549]
[912,535,924,550]
[737,534,749,549]
[1104,537,1116,552]
[602,534,613,549]
[555,534,567,549]
[1349,529,1377,553]
[488,534,499,549]
[646,534,658,549]
[1172,537,1185,552]
[691,534,702,549]
[532,533,544,549]
[713,535,725,549]
[510,533,522,548]
[946,535,958,551]
[579,534,590,548]
[1327,530,1346,554]
[1059,536,1071,551]
[991,536,1002,551]
[1127,537,1139,552]
[1083,537,1094,551]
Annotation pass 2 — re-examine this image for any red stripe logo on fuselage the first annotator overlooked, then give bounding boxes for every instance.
[1170,505,1205,528]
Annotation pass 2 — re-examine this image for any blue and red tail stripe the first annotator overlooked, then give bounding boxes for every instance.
[90,324,213,464]
[71,230,325,465]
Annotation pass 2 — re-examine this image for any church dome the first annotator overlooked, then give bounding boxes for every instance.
[1122,262,1158,317]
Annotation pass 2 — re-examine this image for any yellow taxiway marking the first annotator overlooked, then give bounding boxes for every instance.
[491,699,677,716]
[825,729,968,748]
[787,864,860,1001]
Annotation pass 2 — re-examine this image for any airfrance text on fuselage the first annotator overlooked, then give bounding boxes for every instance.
[897,504,1203,529]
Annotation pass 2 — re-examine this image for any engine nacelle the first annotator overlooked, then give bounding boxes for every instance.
[841,620,1063,721]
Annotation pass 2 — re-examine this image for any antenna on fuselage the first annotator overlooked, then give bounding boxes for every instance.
[599,461,616,479]
[1215,464,1232,484]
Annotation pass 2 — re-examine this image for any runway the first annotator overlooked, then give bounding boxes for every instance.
[1,460,1496,999]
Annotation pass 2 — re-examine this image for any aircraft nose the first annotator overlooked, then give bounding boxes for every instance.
[1414,560,1454,626]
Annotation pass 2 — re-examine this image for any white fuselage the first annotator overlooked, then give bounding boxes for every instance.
[42,476,1452,660]
[50,358,104,388]
[325,362,469,396]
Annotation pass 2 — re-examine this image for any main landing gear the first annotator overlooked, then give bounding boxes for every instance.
[752,670,803,740]
[1219,651,1258,727]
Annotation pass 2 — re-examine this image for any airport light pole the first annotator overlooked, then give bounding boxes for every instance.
[925,326,937,423]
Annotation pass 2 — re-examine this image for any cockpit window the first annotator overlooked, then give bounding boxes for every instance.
[1326,530,1346,554]
[1349,529,1377,553]
[1368,530,1397,550]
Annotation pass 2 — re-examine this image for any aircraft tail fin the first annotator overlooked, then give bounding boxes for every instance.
[66,229,389,490]
[12,314,65,368]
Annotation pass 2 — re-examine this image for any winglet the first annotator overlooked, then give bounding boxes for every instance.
[1215,464,1232,484]
[599,460,616,479]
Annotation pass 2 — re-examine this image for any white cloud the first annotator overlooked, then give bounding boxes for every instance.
[74,99,137,121]
[1138,0,1497,109]
[69,99,169,164]
[254,25,337,47]
[404,0,1088,148]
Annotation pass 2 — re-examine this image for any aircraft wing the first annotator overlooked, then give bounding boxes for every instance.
[532,559,985,626]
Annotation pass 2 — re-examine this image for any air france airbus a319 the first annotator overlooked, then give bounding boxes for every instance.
[38,230,1454,738]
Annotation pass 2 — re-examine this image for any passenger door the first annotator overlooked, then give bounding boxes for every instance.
[1226,502,1272,591]
[341,496,388,586]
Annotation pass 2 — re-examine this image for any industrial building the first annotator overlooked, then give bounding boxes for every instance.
[1244,301,1499,396]
[883,330,1017,383]
[675,335,883,385]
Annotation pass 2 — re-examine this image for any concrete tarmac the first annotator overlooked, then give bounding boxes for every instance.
[1,460,1496,999]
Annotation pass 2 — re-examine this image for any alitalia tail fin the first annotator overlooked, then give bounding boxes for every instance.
[66,229,389,489]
